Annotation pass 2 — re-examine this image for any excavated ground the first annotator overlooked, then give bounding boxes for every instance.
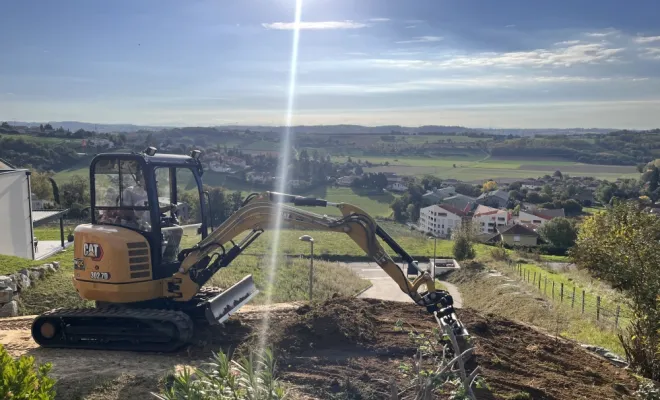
[0,298,639,399]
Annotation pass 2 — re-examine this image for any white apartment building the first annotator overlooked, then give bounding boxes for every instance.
[419,204,464,237]
[472,205,511,234]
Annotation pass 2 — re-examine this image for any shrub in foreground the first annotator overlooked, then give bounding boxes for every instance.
[0,344,56,399]
[154,348,285,400]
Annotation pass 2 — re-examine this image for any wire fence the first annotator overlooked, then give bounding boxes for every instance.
[507,261,633,330]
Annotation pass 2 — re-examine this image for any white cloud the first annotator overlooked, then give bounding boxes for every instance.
[634,36,660,44]
[369,18,390,22]
[296,75,638,95]
[405,25,417,29]
[555,40,581,46]
[395,36,444,44]
[585,30,618,38]
[640,47,660,60]
[367,42,623,69]
[505,24,516,28]
[262,20,368,30]
[405,19,425,24]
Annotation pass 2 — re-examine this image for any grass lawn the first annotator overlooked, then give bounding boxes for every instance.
[0,249,73,276]
[17,252,369,315]
[52,166,88,185]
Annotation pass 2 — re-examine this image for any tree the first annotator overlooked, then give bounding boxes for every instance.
[455,183,481,197]
[60,176,89,207]
[406,203,416,222]
[354,165,364,175]
[39,123,44,132]
[539,217,577,249]
[508,181,522,191]
[391,198,406,222]
[553,170,563,179]
[31,171,54,201]
[44,123,53,130]
[596,182,617,204]
[542,184,553,196]
[452,222,476,261]
[570,201,660,380]
[482,180,497,193]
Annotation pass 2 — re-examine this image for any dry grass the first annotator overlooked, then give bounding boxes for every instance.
[448,262,624,354]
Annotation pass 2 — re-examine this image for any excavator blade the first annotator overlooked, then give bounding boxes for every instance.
[204,275,258,325]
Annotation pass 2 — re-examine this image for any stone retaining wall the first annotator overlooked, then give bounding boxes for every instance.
[0,262,60,317]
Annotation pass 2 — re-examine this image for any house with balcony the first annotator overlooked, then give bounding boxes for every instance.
[419,204,465,237]
[472,205,512,234]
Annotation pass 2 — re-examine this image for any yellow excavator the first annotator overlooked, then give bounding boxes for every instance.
[31,148,461,351]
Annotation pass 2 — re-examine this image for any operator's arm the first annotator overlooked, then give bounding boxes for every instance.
[172,192,455,316]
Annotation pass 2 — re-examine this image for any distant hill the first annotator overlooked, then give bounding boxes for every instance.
[8,121,620,136]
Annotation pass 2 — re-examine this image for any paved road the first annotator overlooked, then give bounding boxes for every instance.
[346,262,463,308]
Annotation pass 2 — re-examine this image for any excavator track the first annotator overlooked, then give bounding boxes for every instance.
[31,307,193,352]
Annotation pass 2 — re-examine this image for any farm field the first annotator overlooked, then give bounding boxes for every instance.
[1,134,82,145]
[359,155,638,181]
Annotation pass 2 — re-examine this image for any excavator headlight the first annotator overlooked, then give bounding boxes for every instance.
[144,146,157,156]
[190,150,201,160]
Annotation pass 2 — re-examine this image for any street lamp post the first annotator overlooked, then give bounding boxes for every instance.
[299,235,314,301]
[428,235,437,278]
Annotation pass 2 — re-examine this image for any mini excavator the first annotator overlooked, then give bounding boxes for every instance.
[32,148,463,351]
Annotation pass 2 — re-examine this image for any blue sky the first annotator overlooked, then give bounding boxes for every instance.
[2,0,660,128]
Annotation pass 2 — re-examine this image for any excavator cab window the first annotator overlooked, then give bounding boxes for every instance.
[94,158,152,232]
[155,166,202,264]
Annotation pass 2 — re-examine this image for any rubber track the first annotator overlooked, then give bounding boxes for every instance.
[32,307,193,352]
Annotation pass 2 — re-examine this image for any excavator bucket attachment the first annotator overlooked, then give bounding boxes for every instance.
[204,275,258,325]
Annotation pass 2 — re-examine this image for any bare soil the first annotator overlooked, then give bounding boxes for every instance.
[0,298,639,399]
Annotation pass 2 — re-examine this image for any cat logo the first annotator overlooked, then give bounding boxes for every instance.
[83,243,104,261]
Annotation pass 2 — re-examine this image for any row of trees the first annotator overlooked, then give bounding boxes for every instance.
[0,136,81,171]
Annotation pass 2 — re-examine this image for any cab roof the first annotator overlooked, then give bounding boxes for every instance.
[93,151,198,168]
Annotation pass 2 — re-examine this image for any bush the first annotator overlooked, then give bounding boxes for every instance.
[0,345,56,399]
[453,236,475,261]
[489,246,509,261]
[154,348,285,400]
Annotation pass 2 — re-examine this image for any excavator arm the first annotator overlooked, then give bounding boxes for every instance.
[168,191,457,323]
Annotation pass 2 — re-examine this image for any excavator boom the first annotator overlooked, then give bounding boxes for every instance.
[170,191,459,327]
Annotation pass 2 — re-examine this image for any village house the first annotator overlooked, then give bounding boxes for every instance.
[473,205,512,234]
[419,204,465,237]
[337,175,358,187]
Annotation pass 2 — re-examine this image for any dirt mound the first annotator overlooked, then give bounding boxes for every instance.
[269,297,378,353]
[0,299,641,399]
[460,311,639,400]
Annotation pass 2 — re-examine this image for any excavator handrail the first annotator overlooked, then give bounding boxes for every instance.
[174,191,458,323]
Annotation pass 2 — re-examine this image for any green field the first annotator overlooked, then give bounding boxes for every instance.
[353,155,638,181]
[2,134,82,145]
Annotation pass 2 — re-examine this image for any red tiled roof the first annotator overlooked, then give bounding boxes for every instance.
[437,203,466,217]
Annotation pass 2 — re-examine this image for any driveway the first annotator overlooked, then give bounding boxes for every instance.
[346,262,463,308]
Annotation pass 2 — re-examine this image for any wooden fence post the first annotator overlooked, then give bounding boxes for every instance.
[538,274,541,290]
[560,283,564,303]
[615,306,620,328]
[533,271,536,285]
[552,281,555,300]
[582,290,585,314]
[596,296,601,321]
[571,287,576,308]
[544,277,547,296]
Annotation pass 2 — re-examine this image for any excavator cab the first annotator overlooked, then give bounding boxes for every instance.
[90,147,208,279]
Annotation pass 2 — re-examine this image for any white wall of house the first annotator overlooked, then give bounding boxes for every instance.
[516,211,547,226]
[388,182,407,192]
[0,170,34,259]
[473,209,510,234]
[419,205,462,237]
